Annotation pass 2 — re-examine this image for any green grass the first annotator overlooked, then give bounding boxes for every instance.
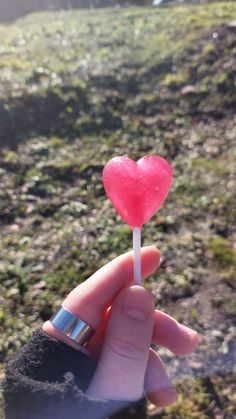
[1,2,236,418]
[208,236,236,268]
[0,3,235,96]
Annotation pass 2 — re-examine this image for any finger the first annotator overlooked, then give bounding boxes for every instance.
[86,286,154,401]
[153,310,200,356]
[62,246,159,326]
[43,246,160,349]
[89,307,200,359]
[144,349,177,407]
[88,308,110,359]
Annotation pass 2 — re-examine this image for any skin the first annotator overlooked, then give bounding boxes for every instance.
[43,246,199,407]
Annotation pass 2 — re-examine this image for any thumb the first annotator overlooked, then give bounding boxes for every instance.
[86,285,154,401]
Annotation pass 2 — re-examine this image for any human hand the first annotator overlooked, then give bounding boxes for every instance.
[43,246,199,407]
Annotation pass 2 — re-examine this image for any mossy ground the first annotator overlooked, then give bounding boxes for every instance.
[0,2,236,418]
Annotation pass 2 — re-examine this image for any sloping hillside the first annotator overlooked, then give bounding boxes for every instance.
[0,3,236,418]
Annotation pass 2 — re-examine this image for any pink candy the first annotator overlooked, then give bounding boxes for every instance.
[102,156,173,228]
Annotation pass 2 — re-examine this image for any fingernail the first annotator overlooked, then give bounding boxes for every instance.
[156,388,177,407]
[122,287,153,320]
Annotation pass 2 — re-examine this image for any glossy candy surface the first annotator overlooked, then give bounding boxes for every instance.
[102,156,173,228]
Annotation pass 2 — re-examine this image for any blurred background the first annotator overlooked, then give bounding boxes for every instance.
[0,0,233,21]
[0,0,235,418]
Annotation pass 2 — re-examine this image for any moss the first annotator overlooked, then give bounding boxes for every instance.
[0,5,236,419]
[50,136,66,147]
[191,308,200,324]
[161,378,212,418]
[191,157,229,176]
[163,71,189,89]
[0,57,29,71]
[202,41,215,56]
[47,244,98,295]
[59,201,88,217]
[25,176,53,197]
[0,312,32,362]
[105,225,132,254]
[25,167,43,179]
[222,298,236,315]
[2,150,19,164]
[174,179,205,207]
[76,115,97,134]
[208,236,236,268]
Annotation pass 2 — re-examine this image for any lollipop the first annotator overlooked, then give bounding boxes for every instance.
[102,155,173,285]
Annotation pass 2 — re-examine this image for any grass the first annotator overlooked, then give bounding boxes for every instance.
[0,2,236,418]
[208,236,236,268]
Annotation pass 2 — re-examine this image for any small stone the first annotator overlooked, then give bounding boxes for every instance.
[189,360,204,369]
[181,85,197,95]
[32,280,46,290]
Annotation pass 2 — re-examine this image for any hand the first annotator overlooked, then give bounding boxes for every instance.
[43,246,199,407]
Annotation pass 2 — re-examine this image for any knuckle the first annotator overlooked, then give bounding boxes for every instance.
[108,335,145,361]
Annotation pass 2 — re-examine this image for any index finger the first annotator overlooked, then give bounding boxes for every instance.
[153,310,200,355]
[62,245,160,326]
[43,246,160,349]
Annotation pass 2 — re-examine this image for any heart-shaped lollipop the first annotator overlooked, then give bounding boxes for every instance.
[102,155,173,228]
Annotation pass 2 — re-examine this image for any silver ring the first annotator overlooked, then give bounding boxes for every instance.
[50,306,95,346]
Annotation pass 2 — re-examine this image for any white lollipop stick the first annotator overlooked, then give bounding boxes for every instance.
[133,227,142,285]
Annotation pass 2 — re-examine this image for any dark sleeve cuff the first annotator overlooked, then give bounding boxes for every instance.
[3,329,146,419]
